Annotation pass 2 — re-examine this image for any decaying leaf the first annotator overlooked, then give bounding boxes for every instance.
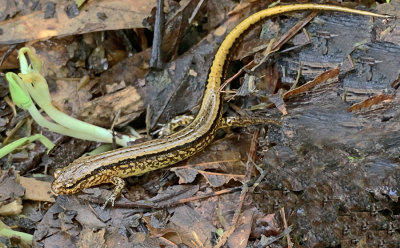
[1,1,397,248]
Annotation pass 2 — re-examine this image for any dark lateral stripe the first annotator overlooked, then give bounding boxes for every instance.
[73,101,223,186]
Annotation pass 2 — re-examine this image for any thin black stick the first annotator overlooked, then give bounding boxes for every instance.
[150,0,164,69]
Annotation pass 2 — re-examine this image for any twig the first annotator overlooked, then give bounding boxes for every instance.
[251,165,268,189]
[271,11,319,52]
[214,184,248,248]
[0,44,17,67]
[256,226,293,248]
[110,108,121,150]
[248,129,260,162]
[219,61,254,91]
[280,207,293,248]
[150,0,164,69]
[245,129,260,180]
[82,186,241,209]
[219,10,319,92]
[214,130,260,247]
[188,0,205,24]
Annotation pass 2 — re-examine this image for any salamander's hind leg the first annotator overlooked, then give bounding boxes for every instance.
[102,176,126,209]
[219,116,281,129]
[152,115,194,137]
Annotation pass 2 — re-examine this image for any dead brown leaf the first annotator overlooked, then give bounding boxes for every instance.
[168,205,217,247]
[32,39,71,75]
[50,78,93,117]
[0,199,23,216]
[227,208,254,248]
[174,167,199,184]
[0,45,19,70]
[19,177,55,203]
[207,0,238,30]
[38,196,163,247]
[97,49,150,93]
[199,170,245,187]
[0,0,156,44]
[142,214,177,238]
[80,85,145,128]
[251,213,280,238]
[104,232,130,248]
[375,0,400,18]
[161,0,202,61]
[168,132,258,193]
[129,232,161,247]
[173,150,242,185]
[77,227,106,248]
[0,170,24,206]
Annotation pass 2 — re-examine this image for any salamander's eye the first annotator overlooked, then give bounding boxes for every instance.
[54,169,62,179]
[64,179,74,188]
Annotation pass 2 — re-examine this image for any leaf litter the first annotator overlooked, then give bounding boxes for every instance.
[0,0,399,247]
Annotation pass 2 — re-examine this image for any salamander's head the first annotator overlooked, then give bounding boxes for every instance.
[51,157,104,195]
[51,167,84,195]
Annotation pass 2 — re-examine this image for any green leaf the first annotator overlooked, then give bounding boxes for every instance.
[6,72,33,110]
[0,219,32,245]
[216,228,224,237]
[0,134,55,158]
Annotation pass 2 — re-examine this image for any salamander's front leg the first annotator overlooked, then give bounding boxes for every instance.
[102,176,126,209]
